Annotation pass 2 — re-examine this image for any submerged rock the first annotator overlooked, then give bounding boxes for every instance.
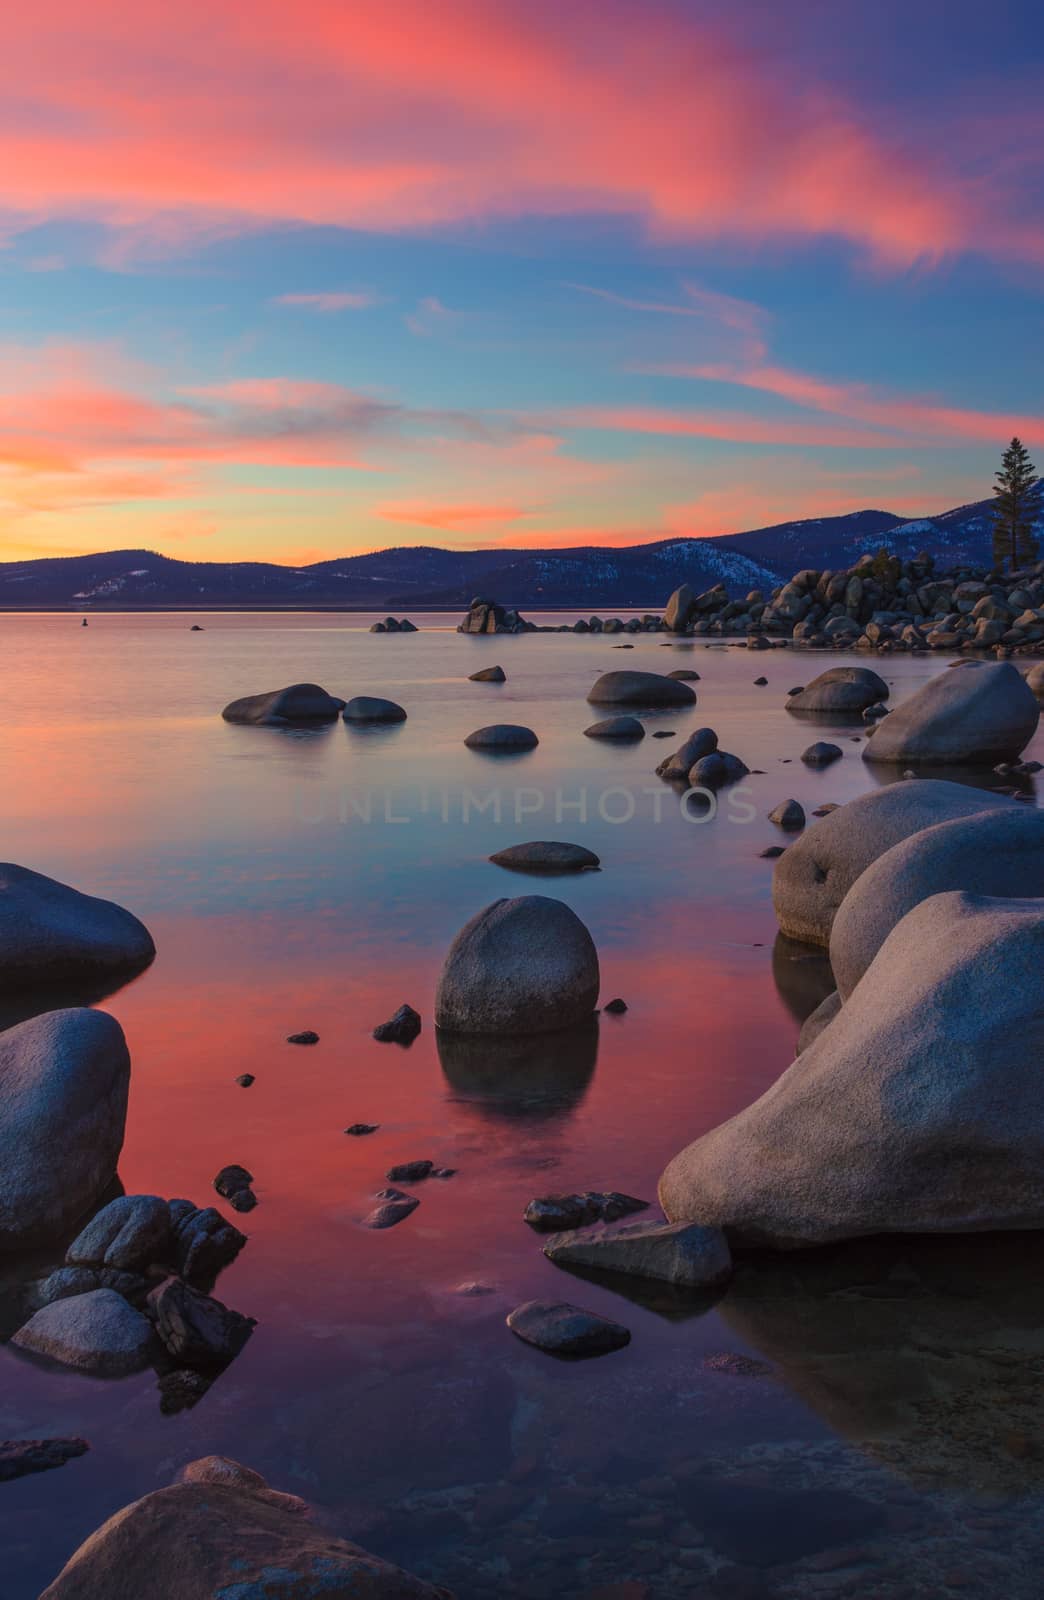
[523,1191,648,1232]
[864,661,1039,766]
[660,891,1044,1248]
[489,841,600,873]
[771,779,1012,946]
[464,724,538,751]
[583,715,646,740]
[586,671,697,707]
[373,1003,421,1044]
[507,1300,630,1357]
[362,1194,419,1230]
[0,1438,89,1482]
[343,696,407,723]
[543,1218,732,1288]
[786,667,889,714]
[386,1160,434,1183]
[0,1009,130,1252]
[37,1460,454,1599]
[0,863,155,988]
[12,1289,155,1377]
[221,683,345,725]
[435,896,599,1035]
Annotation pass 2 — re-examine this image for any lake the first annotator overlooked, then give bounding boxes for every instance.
[2,612,1043,1599]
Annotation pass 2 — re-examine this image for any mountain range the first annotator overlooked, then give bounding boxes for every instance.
[2,489,1040,610]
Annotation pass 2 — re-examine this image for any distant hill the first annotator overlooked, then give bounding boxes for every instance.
[2,492,1039,610]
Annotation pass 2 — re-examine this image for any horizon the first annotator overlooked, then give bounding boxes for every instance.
[2,1,1043,565]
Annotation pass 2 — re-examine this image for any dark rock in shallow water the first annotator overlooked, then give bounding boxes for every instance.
[213,1165,253,1201]
[286,1029,319,1044]
[373,1003,421,1044]
[464,724,538,751]
[220,683,345,726]
[583,715,645,741]
[435,896,599,1036]
[147,1277,255,1369]
[0,1438,89,1482]
[344,1122,379,1136]
[386,1160,434,1183]
[802,741,843,767]
[768,799,805,831]
[468,665,506,682]
[168,1201,246,1288]
[12,1289,156,1377]
[587,670,696,707]
[689,750,749,790]
[66,1194,171,1273]
[603,997,627,1014]
[543,1218,732,1288]
[506,1300,630,1357]
[523,1191,648,1232]
[226,1189,257,1214]
[489,841,600,873]
[343,696,407,724]
[0,863,155,988]
[656,728,718,780]
[235,1072,254,1087]
[362,1195,420,1230]
[760,845,786,858]
[667,669,700,681]
[753,676,768,686]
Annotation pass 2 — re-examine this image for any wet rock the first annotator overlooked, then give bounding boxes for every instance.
[362,1194,420,1230]
[12,1289,155,1376]
[213,1164,254,1202]
[0,863,154,987]
[489,841,600,873]
[864,661,1039,766]
[287,1029,319,1044]
[753,676,768,686]
[168,1201,247,1287]
[507,1300,630,1357]
[373,1003,422,1044]
[345,1122,379,1136]
[0,1008,130,1251]
[587,671,697,707]
[583,715,646,740]
[768,800,805,830]
[386,1160,434,1183]
[464,724,539,750]
[221,683,345,725]
[760,845,785,859]
[235,1072,255,1086]
[786,667,889,715]
[343,696,407,723]
[801,741,843,768]
[656,728,718,780]
[523,1192,648,1232]
[0,1438,89,1481]
[147,1277,255,1369]
[544,1218,732,1288]
[38,1461,454,1599]
[66,1194,171,1273]
[689,751,750,790]
[435,896,599,1035]
[603,997,628,1014]
[469,665,506,682]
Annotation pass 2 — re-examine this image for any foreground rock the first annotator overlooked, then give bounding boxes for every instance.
[689,750,749,790]
[464,724,538,751]
[586,671,697,707]
[468,664,506,682]
[583,715,645,740]
[342,696,407,723]
[0,1438,88,1482]
[221,683,345,725]
[544,1218,732,1288]
[435,897,599,1034]
[373,1003,421,1044]
[38,1458,454,1599]
[771,779,1012,946]
[489,841,600,873]
[786,667,889,714]
[830,806,1044,998]
[656,728,717,780]
[506,1300,630,1357]
[147,1277,255,1368]
[0,1009,130,1251]
[660,891,1044,1247]
[864,661,1039,765]
[66,1195,170,1273]
[12,1289,155,1376]
[523,1191,648,1231]
[0,864,155,987]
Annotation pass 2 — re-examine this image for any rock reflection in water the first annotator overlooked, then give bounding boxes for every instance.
[436,1017,598,1123]
[771,931,836,1026]
[719,1231,1044,1491]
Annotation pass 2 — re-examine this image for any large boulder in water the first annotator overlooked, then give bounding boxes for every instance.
[863,661,1039,766]
[0,1009,130,1251]
[464,724,538,751]
[0,864,154,988]
[587,671,696,708]
[786,667,889,714]
[660,892,1044,1249]
[221,683,345,725]
[38,1457,454,1599]
[831,806,1044,999]
[663,584,695,632]
[435,897,599,1035]
[772,779,1012,946]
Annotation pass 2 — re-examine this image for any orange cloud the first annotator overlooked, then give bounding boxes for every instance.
[1,1,1039,269]
[377,500,535,532]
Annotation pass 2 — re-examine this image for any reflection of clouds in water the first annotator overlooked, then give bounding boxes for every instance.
[771,930,835,1026]
[436,1018,598,1127]
[719,1232,1044,1492]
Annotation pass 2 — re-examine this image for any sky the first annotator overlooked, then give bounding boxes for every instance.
[1,0,1043,565]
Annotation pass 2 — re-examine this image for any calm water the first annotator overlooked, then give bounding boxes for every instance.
[2,613,1043,1599]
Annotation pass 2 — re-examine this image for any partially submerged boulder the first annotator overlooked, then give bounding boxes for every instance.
[38,1460,454,1599]
[660,892,1044,1248]
[587,671,697,708]
[689,751,749,790]
[506,1300,630,1357]
[656,728,718,780]
[343,697,407,723]
[544,1217,732,1288]
[864,662,1039,766]
[221,683,346,725]
[66,1195,171,1273]
[435,897,599,1035]
[0,1009,130,1251]
[772,779,1012,946]
[583,715,645,740]
[830,806,1044,998]
[12,1289,155,1377]
[489,841,600,873]
[464,724,538,751]
[786,667,889,715]
[0,864,154,988]
[468,665,506,683]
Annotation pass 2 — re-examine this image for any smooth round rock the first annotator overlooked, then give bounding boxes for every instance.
[221,683,345,725]
[343,696,407,723]
[464,724,538,751]
[689,751,749,790]
[583,716,645,740]
[586,671,697,707]
[469,665,506,682]
[656,728,718,780]
[667,669,700,681]
[489,842,600,873]
[863,661,1039,766]
[506,1299,630,1357]
[786,668,889,715]
[802,742,843,767]
[435,896,599,1035]
[12,1289,155,1377]
[543,1218,732,1288]
[0,863,154,987]
[769,800,805,831]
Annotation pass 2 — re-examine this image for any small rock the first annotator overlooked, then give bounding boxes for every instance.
[507,1300,630,1357]
[489,841,600,873]
[213,1165,253,1201]
[524,1192,648,1232]
[0,1438,89,1482]
[603,998,628,1014]
[760,846,785,859]
[386,1160,434,1183]
[431,1167,457,1179]
[168,1201,247,1287]
[362,1195,419,1229]
[373,1003,421,1045]
[753,676,768,686]
[344,1122,379,1136]
[146,1277,255,1369]
[584,715,646,741]
[286,1030,319,1045]
[667,669,700,681]
[227,1190,257,1214]
[469,665,506,682]
[768,799,805,831]
[235,1073,255,1087]
[801,741,843,767]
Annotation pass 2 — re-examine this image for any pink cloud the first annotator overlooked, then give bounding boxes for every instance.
[377,500,535,532]
[272,290,379,312]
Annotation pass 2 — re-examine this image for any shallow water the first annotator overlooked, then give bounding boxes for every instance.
[2,612,1043,1598]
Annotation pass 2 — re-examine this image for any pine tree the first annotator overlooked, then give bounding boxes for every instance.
[992,437,1039,571]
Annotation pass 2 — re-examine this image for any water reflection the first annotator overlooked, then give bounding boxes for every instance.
[437,1018,599,1122]
[771,931,836,1025]
[721,1232,1044,1491]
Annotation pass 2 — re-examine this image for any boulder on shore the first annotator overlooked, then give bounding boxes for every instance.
[0,863,155,988]
[489,841,600,873]
[863,661,1039,766]
[343,696,407,723]
[830,806,1044,999]
[771,779,1012,946]
[587,671,697,708]
[786,667,889,715]
[38,1459,454,1599]
[12,1289,155,1377]
[435,896,599,1035]
[0,1009,130,1251]
[659,891,1044,1249]
[221,683,346,725]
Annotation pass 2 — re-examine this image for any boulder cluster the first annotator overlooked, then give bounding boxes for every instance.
[458,596,532,634]
[369,616,418,632]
